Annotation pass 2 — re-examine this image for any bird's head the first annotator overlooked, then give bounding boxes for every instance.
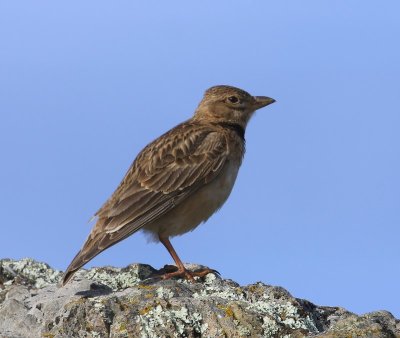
[194,85,275,127]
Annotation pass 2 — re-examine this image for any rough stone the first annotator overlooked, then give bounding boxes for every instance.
[0,258,399,338]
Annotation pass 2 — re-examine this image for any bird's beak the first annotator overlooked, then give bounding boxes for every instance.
[253,96,276,110]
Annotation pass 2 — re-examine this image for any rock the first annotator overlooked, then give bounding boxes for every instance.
[0,258,398,337]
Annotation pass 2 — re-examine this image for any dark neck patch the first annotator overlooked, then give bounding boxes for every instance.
[215,122,245,141]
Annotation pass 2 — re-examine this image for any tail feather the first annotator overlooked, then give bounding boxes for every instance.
[62,234,106,286]
[62,227,136,286]
[62,249,91,286]
[62,216,147,286]
[62,253,82,286]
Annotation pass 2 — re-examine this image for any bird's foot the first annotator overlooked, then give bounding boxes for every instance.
[158,265,219,282]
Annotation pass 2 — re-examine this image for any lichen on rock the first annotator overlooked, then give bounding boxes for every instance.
[0,258,399,338]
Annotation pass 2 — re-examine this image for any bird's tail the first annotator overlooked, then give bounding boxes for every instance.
[62,251,86,286]
[62,224,140,285]
[62,214,148,286]
[62,232,107,286]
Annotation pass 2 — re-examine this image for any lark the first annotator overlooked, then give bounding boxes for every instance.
[62,85,275,285]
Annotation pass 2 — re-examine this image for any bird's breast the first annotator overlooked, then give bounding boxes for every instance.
[142,160,241,240]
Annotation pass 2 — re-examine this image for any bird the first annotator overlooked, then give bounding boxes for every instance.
[62,85,275,285]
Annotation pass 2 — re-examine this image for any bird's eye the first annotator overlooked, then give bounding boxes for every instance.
[227,96,239,104]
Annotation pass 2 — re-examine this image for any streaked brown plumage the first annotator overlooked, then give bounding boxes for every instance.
[62,85,275,285]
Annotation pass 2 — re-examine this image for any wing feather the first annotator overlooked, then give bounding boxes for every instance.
[100,123,228,230]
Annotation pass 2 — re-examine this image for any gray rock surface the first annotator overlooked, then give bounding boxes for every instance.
[0,258,399,338]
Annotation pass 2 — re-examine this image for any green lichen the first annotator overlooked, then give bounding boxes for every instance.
[217,304,235,318]
[85,266,141,290]
[0,258,62,288]
[41,333,55,338]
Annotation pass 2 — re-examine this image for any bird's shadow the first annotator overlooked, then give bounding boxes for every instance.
[75,283,113,298]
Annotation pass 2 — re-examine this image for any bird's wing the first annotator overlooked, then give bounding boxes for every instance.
[63,122,229,283]
[98,123,228,237]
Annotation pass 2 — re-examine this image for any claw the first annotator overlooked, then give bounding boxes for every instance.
[158,266,218,282]
[197,268,220,276]
[157,235,219,282]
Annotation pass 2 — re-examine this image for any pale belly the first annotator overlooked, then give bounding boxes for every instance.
[142,161,240,241]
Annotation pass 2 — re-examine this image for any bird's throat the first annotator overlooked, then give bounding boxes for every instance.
[213,122,245,141]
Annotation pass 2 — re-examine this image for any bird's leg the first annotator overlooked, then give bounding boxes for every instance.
[158,234,216,281]
[158,234,195,281]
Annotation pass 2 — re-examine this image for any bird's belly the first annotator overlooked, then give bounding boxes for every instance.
[143,161,240,241]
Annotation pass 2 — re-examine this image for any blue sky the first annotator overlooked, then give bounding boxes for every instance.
[1,1,399,317]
